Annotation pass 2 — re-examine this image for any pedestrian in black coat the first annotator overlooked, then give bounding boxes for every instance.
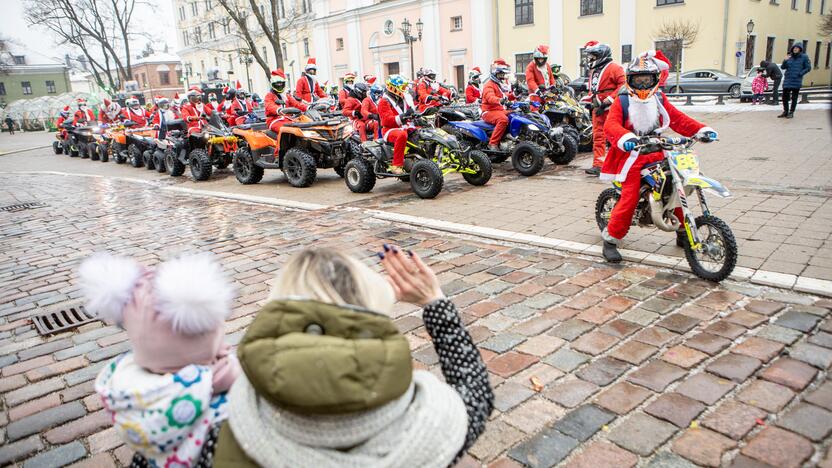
[778,44,812,119]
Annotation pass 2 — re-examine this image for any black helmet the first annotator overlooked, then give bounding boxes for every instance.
[350,82,369,101]
[225,87,237,100]
[585,43,612,70]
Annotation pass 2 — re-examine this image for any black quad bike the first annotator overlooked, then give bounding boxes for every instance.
[537,85,593,152]
[164,112,238,181]
[146,120,188,174]
[344,106,491,199]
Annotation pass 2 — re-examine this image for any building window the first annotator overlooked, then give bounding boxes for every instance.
[0,82,5,95]
[814,41,821,67]
[515,53,533,81]
[336,37,344,50]
[765,36,775,61]
[580,0,603,16]
[262,46,267,62]
[45,80,56,93]
[451,16,463,31]
[208,22,216,39]
[13,55,25,65]
[745,35,756,70]
[179,5,186,20]
[515,0,534,25]
[222,19,231,35]
[787,38,795,52]
[194,26,202,42]
[807,0,812,11]
[791,0,798,9]
[141,73,147,87]
[621,44,632,63]
[655,39,683,72]
[191,2,198,15]
[159,71,170,85]
[822,0,826,13]
[213,56,219,67]
[278,0,285,18]
[826,42,831,68]
[21,81,32,95]
[303,38,309,57]
[803,39,809,52]
[770,0,779,3]
[183,30,190,46]
[657,0,683,5]
[281,43,288,61]
[301,0,310,13]
[204,0,212,9]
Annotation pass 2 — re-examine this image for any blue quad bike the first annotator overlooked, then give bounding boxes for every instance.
[438,102,576,177]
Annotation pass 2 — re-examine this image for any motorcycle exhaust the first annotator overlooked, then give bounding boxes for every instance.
[648,197,681,232]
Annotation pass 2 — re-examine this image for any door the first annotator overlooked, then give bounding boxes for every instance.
[454,65,465,93]
[385,62,400,77]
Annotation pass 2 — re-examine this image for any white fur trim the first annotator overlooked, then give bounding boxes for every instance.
[655,100,671,134]
[599,172,616,181]
[395,115,401,126]
[617,151,640,182]
[696,126,715,137]
[154,253,234,336]
[604,95,615,104]
[616,132,638,151]
[78,253,142,326]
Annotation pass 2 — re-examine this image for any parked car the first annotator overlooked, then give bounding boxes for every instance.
[664,69,743,97]
[739,66,784,102]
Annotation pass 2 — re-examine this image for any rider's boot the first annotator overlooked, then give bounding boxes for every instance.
[488,144,499,152]
[676,229,687,248]
[585,166,600,176]
[601,228,622,263]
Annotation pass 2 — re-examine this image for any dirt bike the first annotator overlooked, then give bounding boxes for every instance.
[595,135,737,282]
[537,85,593,152]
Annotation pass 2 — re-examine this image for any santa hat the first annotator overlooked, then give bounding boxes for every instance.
[640,49,671,71]
[222,86,230,94]
[305,57,317,71]
[469,67,482,78]
[363,74,377,85]
[79,252,236,375]
[344,71,356,80]
[186,86,201,96]
[235,80,242,90]
[102,98,112,107]
[173,92,180,102]
[584,40,599,48]
[270,68,286,83]
[153,95,164,103]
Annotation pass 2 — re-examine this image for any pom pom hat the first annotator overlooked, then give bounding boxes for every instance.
[79,252,235,374]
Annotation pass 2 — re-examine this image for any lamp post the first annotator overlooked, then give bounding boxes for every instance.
[239,49,254,92]
[740,19,755,75]
[400,18,423,79]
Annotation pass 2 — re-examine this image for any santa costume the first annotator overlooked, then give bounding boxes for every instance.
[584,42,626,170]
[480,59,514,147]
[265,69,307,133]
[73,99,96,126]
[296,58,327,103]
[341,83,375,142]
[181,86,211,133]
[81,252,240,467]
[415,68,450,112]
[525,45,556,107]
[121,98,149,126]
[378,75,415,172]
[98,99,122,125]
[338,71,357,108]
[465,67,482,104]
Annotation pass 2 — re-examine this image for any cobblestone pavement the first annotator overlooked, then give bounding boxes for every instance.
[1,109,830,282]
[1,174,831,467]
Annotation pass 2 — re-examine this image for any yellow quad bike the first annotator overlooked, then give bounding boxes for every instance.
[538,85,593,152]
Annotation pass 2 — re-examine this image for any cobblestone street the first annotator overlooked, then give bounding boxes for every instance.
[0,174,830,467]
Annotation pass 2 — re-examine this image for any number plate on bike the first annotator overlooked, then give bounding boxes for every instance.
[670,150,699,176]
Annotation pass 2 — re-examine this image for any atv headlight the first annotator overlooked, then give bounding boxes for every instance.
[343,124,354,134]
[527,124,540,132]
[302,130,317,138]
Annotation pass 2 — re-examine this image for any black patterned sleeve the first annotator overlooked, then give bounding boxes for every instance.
[422,298,494,457]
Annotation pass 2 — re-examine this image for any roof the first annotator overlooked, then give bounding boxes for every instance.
[131,52,182,65]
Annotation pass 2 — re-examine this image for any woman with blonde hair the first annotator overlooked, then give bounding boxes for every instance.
[213,245,493,467]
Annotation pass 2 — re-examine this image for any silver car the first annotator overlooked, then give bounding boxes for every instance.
[664,69,744,97]
[740,66,784,102]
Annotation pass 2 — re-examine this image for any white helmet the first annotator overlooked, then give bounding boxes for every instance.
[423,68,436,82]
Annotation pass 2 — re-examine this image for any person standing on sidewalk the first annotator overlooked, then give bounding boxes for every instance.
[4,116,14,135]
[582,42,626,176]
[760,59,783,105]
[779,44,812,119]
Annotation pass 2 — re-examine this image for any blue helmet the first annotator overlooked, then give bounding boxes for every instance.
[370,83,383,100]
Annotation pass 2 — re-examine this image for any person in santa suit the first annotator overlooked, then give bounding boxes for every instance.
[121,97,149,126]
[415,68,450,112]
[72,99,96,126]
[341,83,375,142]
[583,42,626,176]
[378,74,417,175]
[465,67,482,104]
[639,49,672,90]
[56,106,71,142]
[265,69,307,133]
[295,58,327,104]
[600,55,717,263]
[480,59,515,151]
[171,93,183,117]
[526,45,556,108]
[98,99,122,125]
[338,72,357,109]
[150,97,178,139]
[208,92,219,111]
[180,86,210,134]
[224,87,251,126]
[361,83,383,140]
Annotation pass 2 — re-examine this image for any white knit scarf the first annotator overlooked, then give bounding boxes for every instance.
[228,370,468,468]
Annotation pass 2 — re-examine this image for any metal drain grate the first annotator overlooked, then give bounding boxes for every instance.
[33,304,97,335]
[0,202,47,213]
[749,157,769,161]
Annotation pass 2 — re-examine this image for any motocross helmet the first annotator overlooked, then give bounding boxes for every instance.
[252,93,262,103]
[625,56,661,102]
[59,106,70,118]
[125,97,140,109]
[270,69,287,93]
[350,82,369,101]
[343,72,356,87]
[533,45,549,66]
[208,93,218,103]
[156,97,171,110]
[585,43,612,70]
[224,86,236,100]
[423,67,436,82]
[385,74,408,98]
[77,98,87,109]
[369,83,383,101]
[490,59,511,83]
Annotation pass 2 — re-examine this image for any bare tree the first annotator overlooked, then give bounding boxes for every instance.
[653,19,700,88]
[24,0,143,92]
[821,14,832,37]
[0,37,17,75]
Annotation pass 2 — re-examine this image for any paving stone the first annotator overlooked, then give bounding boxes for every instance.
[66,452,117,468]
[2,355,54,377]
[576,306,617,325]
[503,398,565,435]
[607,412,677,456]
[627,361,687,392]
[755,324,803,344]
[571,331,619,356]
[476,280,513,295]
[675,373,735,405]
[16,338,72,361]
[737,379,795,412]
[704,320,746,339]
[593,382,651,415]
[43,409,110,444]
[810,331,832,348]
[725,310,769,329]
[677,304,720,321]
[551,404,615,442]
[619,308,659,327]
[487,352,539,379]
[53,341,99,360]
[481,333,527,353]
[788,342,832,369]
[760,357,817,390]
[8,393,61,421]
[644,392,706,428]
[731,337,784,362]
[510,316,558,336]
[22,441,87,468]
[549,319,594,341]
[661,345,708,369]
[507,426,579,468]
[685,333,731,356]
[645,451,698,468]
[576,357,630,386]
[567,441,638,468]
[805,381,832,411]
[0,435,43,465]
[728,454,778,468]
[64,360,107,386]
[5,377,64,406]
[6,402,86,441]
[641,297,678,314]
[656,314,700,334]
[706,353,762,382]
[71,326,120,345]
[622,285,655,301]
[543,348,590,372]
[672,428,736,467]
[598,319,640,339]
[494,381,535,412]
[745,300,785,316]
[88,427,122,454]
[544,378,599,408]
[524,293,564,310]
[514,335,564,357]
[774,311,821,332]
[701,400,767,440]
[741,427,813,468]
[633,327,679,347]
[775,402,832,441]
[470,420,525,462]
[610,340,658,365]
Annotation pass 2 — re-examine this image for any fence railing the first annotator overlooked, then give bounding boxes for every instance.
[665,88,832,106]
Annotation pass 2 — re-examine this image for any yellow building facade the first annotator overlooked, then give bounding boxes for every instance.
[495,0,831,86]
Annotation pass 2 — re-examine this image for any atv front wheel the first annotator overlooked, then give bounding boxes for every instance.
[189,149,213,181]
[98,144,109,162]
[154,151,167,173]
[283,147,317,188]
[129,144,144,168]
[595,188,620,231]
[548,134,578,165]
[344,158,376,193]
[79,143,89,159]
[143,150,156,170]
[113,143,126,164]
[462,150,493,186]
[166,149,185,177]
[52,141,62,154]
[684,215,738,282]
[410,159,444,199]
[233,148,264,184]
[88,143,99,161]
[511,142,545,176]
[69,147,79,157]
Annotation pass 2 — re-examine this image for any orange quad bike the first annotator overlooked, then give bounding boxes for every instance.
[108,121,155,166]
[232,103,359,188]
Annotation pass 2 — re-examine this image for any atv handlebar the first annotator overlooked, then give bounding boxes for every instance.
[634,136,715,152]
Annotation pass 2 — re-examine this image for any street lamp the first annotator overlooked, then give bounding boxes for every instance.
[400,18,423,79]
[746,19,755,36]
[239,49,254,92]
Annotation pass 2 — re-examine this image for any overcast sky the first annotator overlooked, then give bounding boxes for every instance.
[1,0,177,64]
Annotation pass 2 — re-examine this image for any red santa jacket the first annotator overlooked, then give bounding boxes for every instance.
[601,92,711,182]
[341,96,364,120]
[416,80,450,111]
[465,84,481,104]
[264,90,307,127]
[151,109,178,126]
[587,62,626,106]
[525,61,555,94]
[361,96,378,120]
[180,103,211,130]
[378,94,413,139]
[98,109,120,125]
[73,108,95,126]
[295,73,327,103]
[480,79,512,113]
[338,88,350,108]
[121,107,149,126]
[224,98,250,123]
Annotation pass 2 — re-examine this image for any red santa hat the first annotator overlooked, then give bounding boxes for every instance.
[640,49,671,71]
[186,86,201,96]
[584,40,599,48]
[305,57,317,71]
[102,98,112,107]
[533,45,550,58]
[363,74,377,84]
[271,68,286,79]
[222,86,230,94]
[173,92,180,101]
[235,80,242,90]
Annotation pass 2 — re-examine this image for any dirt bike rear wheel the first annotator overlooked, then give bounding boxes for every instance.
[684,215,737,282]
[595,188,620,232]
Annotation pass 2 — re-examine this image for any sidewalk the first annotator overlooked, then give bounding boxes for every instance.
[0,131,53,156]
[0,174,830,467]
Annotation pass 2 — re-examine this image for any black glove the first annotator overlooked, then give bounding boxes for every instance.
[235,109,247,116]
[591,96,603,109]
[402,108,415,118]
[427,96,437,103]
[353,109,362,118]
[499,97,509,106]
[370,113,379,121]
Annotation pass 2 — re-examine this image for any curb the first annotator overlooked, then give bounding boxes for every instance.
[3,170,831,297]
[0,144,51,156]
